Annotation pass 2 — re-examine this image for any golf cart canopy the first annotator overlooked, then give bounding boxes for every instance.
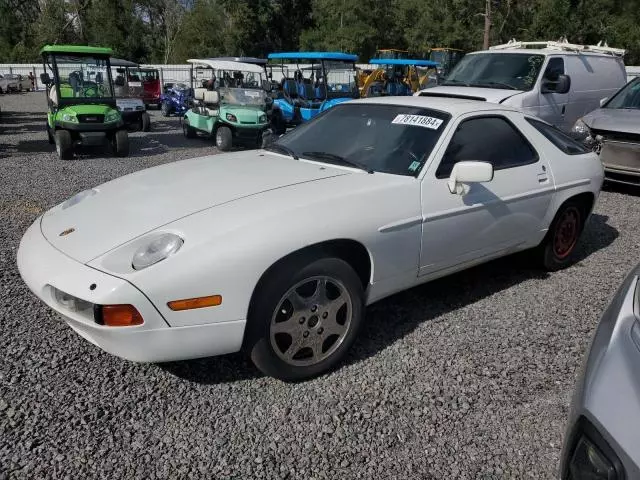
[210,57,268,66]
[268,52,358,62]
[109,57,139,67]
[40,45,112,56]
[369,58,438,67]
[187,59,265,74]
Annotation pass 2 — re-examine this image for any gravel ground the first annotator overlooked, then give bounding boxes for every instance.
[1,91,639,479]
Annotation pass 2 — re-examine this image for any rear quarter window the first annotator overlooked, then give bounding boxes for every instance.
[526,117,590,155]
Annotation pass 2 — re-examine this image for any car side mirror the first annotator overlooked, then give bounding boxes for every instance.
[542,74,571,94]
[40,73,51,85]
[600,97,608,107]
[447,161,494,195]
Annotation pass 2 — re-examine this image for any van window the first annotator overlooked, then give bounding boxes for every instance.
[525,118,590,155]
[441,52,545,91]
[436,116,538,178]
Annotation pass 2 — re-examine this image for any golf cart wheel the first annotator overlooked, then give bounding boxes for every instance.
[112,129,130,157]
[140,112,151,132]
[244,255,365,382]
[161,102,171,117]
[182,118,196,138]
[215,126,233,151]
[55,130,73,160]
[271,111,286,136]
[534,199,585,271]
[47,126,54,144]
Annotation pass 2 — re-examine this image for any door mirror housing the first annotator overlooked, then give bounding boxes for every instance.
[447,161,494,195]
[40,73,51,85]
[542,74,571,94]
[599,97,609,107]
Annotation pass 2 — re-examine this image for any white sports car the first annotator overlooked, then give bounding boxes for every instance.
[18,96,604,381]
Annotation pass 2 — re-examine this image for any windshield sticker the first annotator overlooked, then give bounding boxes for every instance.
[408,161,422,173]
[244,90,261,97]
[392,114,443,130]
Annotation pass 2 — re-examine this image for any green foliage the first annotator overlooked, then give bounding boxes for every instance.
[1,0,640,63]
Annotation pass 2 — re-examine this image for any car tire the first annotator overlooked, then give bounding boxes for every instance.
[245,256,365,381]
[271,110,286,135]
[47,126,54,144]
[161,102,171,117]
[112,129,130,157]
[535,200,585,271]
[54,130,73,160]
[182,118,196,138]
[215,125,233,151]
[140,112,151,132]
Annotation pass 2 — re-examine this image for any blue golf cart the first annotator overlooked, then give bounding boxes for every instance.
[267,52,359,134]
[361,58,439,97]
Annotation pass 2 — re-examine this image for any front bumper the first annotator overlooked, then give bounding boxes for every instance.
[560,268,640,479]
[17,218,246,363]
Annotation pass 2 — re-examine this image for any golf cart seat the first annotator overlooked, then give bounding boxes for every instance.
[203,90,219,116]
[193,87,207,102]
[282,79,298,99]
[298,81,315,100]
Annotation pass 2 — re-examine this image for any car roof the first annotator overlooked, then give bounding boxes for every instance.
[351,95,520,116]
[369,58,438,67]
[110,57,139,67]
[268,52,358,62]
[187,59,265,74]
[470,48,618,57]
[40,45,112,56]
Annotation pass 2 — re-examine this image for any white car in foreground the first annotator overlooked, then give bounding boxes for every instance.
[18,96,604,381]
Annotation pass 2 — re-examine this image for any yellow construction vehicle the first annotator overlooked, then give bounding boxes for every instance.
[359,58,439,97]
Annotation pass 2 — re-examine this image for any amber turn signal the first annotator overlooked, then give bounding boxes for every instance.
[167,295,222,311]
[100,304,144,327]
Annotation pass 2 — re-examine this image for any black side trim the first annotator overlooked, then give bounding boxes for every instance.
[419,92,487,101]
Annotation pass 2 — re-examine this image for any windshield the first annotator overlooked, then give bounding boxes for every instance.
[219,87,266,106]
[325,61,358,98]
[604,78,640,109]
[275,103,450,176]
[51,54,114,100]
[443,52,545,91]
[140,69,159,82]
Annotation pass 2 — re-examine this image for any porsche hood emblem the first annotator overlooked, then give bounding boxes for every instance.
[59,228,75,237]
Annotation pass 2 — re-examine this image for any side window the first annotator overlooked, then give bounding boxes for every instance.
[526,118,590,155]
[436,116,538,178]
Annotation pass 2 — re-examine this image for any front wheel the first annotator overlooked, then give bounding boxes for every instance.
[244,256,365,381]
[55,130,73,160]
[215,125,233,151]
[111,129,130,157]
[535,200,585,271]
[161,102,171,117]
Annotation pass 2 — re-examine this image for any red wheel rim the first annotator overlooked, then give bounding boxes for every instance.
[553,206,581,259]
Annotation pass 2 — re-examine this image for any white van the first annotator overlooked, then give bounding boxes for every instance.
[417,40,627,131]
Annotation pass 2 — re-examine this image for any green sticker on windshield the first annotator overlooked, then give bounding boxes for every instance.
[408,161,421,173]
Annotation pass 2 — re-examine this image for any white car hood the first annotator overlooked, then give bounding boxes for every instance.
[419,86,523,104]
[41,151,348,263]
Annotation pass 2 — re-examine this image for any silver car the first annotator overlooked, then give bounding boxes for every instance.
[560,262,640,479]
[572,77,640,185]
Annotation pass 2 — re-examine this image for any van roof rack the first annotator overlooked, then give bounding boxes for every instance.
[489,38,625,57]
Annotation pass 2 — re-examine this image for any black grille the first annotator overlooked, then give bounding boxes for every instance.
[591,129,640,144]
[77,114,105,123]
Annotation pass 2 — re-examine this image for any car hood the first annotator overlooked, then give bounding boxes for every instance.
[41,151,348,263]
[582,108,640,135]
[418,86,524,103]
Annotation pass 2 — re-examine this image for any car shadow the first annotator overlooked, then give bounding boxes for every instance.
[157,213,618,385]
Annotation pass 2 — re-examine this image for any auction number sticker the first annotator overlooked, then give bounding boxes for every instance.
[392,114,443,130]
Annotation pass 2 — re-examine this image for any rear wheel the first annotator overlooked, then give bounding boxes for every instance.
[55,130,73,160]
[111,129,130,157]
[215,125,233,151]
[244,256,364,381]
[182,118,196,138]
[161,102,171,117]
[535,200,585,271]
[140,112,151,132]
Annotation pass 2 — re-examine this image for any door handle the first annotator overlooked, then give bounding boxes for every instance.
[537,172,548,183]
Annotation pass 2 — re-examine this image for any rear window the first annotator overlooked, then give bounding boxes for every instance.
[525,118,590,155]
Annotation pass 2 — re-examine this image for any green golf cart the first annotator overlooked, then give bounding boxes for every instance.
[40,45,129,160]
[183,59,271,151]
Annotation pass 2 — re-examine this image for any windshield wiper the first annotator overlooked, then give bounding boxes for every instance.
[265,143,298,160]
[469,81,518,90]
[302,151,374,174]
